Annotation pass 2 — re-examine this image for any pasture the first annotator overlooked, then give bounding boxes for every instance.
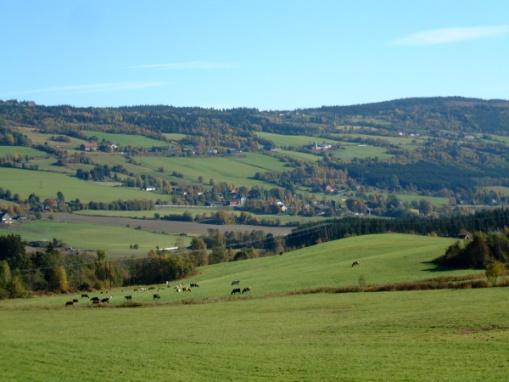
[0,289,507,381]
[0,145,49,158]
[45,212,292,236]
[136,153,289,187]
[0,232,503,381]
[0,167,166,203]
[1,233,469,308]
[332,142,392,161]
[256,131,337,147]
[0,219,188,257]
[274,149,322,162]
[82,130,169,148]
[75,208,326,225]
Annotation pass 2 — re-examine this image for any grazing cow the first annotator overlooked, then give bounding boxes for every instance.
[90,296,100,303]
[351,261,360,267]
[81,293,89,299]
[182,286,192,292]
[231,280,240,286]
[190,283,199,288]
[72,298,79,303]
[153,293,161,300]
[65,301,74,307]
[231,288,241,295]
[101,296,111,304]
[242,287,251,294]
[124,295,132,300]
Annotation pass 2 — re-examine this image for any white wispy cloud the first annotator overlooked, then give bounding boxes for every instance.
[391,25,509,46]
[128,61,236,70]
[2,81,168,96]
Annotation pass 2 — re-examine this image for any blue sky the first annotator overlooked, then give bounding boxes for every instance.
[1,0,508,109]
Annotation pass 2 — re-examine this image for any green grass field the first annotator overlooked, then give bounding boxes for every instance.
[75,208,327,225]
[0,167,166,203]
[14,127,89,149]
[274,149,322,162]
[256,131,337,147]
[136,153,289,187]
[0,145,49,158]
[83,130,169,148]
[2,233,469,309]
[0,220,187,257]
[162,133,187,141]
[332,142,392,161]
[0,289,506,381]
[0,233,503,381]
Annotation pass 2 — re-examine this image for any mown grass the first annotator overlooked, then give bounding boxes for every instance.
[82,130,169,148]
[75,207,326,224]
[0,167,166,202]
[0,220,188,257]
[0,289,507,381]
[162,133,187,141]
[256,131,337,147]
[0,145,49,158]
[136,153,289,187]
[332,142,392,161]
[2,233,472,309]
[274,149,322,162]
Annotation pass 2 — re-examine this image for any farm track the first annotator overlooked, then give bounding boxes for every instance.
[47,212,293,236]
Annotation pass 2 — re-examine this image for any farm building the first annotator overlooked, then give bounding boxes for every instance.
[0,212,13,225]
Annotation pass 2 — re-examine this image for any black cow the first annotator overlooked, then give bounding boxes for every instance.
[124,295,132,300]
[190,283,199,288]
[72,298,79,303]
[81,293,89,299]
[231,280,240,286]
[65,301,74,307]
[231,288,241,295]
[153,293,161,300]
[242,287,251,294]
[90,296,100,303]
[101,297,111,303]
[351,261,360,267]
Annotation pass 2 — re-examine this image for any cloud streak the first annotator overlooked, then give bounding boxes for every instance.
[2,81,168,96]
[129,61,236,70]
[391,25,509,46]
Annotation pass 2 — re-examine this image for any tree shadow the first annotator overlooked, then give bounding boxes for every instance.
[421,260,459,273]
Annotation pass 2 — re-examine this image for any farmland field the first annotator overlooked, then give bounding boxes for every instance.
[1,290,507,381]
[75,208,326,225]
[0,219,187,257]
[274,149,322,162]
[0,167,166,202]
[82,130,169,147]
[332,142,392,161]
[256,132,337,147]
[0,145,49,157]
[136,153,289,187]
[162,132,187,141]
[1,233,468,308]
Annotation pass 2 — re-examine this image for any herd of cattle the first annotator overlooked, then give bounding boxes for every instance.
[64,279,252,307]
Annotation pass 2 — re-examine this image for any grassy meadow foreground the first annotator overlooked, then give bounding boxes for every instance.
[0,233,470,308]
[0,290,507,381]
[0,233,506,381]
